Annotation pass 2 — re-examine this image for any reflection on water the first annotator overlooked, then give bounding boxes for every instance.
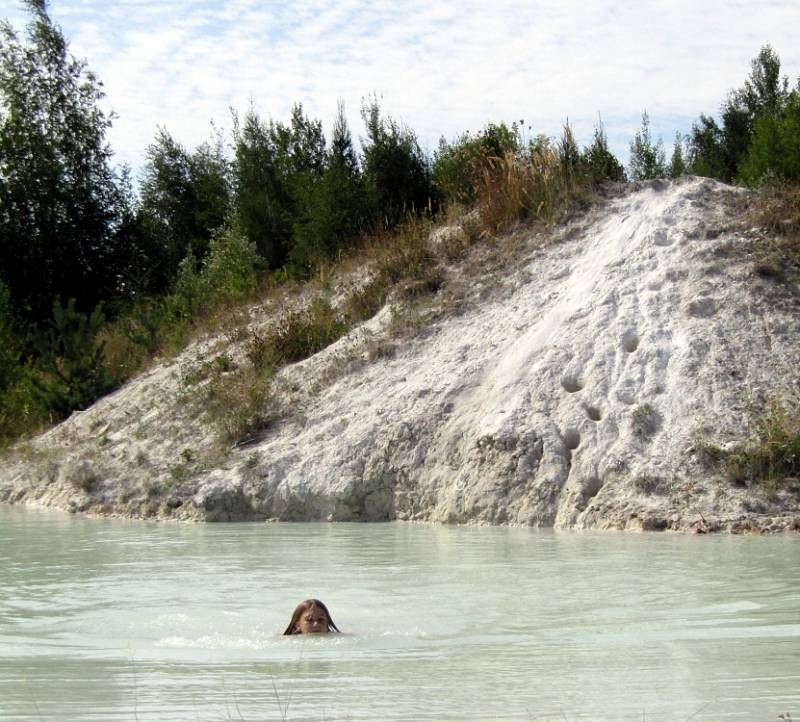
[1,505,798,721]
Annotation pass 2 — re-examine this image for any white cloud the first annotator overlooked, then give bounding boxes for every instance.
[6,0,798,172]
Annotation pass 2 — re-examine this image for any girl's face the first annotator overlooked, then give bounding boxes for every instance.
[295,605,329,634]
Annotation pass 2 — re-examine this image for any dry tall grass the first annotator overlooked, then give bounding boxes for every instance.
[700,399,800,490]
[470,135,588,236]
[746,182,800,278]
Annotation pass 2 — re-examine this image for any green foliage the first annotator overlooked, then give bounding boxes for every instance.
[736,45,789,118]
[167,224,262,320]
[169,255,206,321]
[687,114,727,179]
[204,368,274,447]
[432,121,520,207]
[190,138,232,237]
[0,281,47,445]
[740,90,800,184]
[581,120,626,184]
[138,128,231,289]
[86,223,262,388]
[115,296,168,357]
[719,102,753,181]
[629,111,666,180]
[232,108,293,269]
[31,298,113,417]
[202,226,262,301]
[688,45,791,183]
[291,102,366,271]
[704,401,800,489]
[632,403,658,439]
[361,96,435,227]
[0,279,20,393]
[0,2,128,323]
[232,103,331,273]
[558,122,583,184]
[273,103,327,182]
[668,133,687,178]
[688,101,754,182]
[267,298,349,366]
[435,117,624,234]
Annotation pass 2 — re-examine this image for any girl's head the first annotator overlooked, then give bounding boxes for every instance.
[283,599,340,635]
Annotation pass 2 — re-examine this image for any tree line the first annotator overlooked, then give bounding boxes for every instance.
[629,45,800,183]
[1,0,798,442]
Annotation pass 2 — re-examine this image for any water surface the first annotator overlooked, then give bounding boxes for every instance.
[1,506,798,721]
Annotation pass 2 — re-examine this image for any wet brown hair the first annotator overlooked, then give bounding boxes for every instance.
[283,598,340,635]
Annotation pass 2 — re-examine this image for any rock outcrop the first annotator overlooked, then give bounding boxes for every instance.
[2,177,799,531]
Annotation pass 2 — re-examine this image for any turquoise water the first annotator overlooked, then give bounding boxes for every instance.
[1,505,798,721]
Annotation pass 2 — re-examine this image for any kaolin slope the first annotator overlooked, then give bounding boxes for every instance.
[3,177,799,531]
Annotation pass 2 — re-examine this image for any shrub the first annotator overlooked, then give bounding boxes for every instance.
[629,111,666,180]
[558,122,583,185]
[749,182,800,237]
[204,366,275,447]
[164,224,262,323]
[432,121,520,207]
[114,296,168,357]
[0,371,45,447]
[344,278,388,323]
[713,401,800,488]
[582,120,626,184]
[436,118,622,230]
[168,254,206,321]
[201,225,262,302]
[473,150,534,230]
[269,298,349,365]
[31,298,113,417]
[374,217,436,284]
[245,297,350,376]
[632,403,659,439]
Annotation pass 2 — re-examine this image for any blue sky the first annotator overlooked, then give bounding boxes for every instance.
[2,0,799,176]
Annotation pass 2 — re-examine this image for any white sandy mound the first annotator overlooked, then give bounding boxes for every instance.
[2,177,799,532]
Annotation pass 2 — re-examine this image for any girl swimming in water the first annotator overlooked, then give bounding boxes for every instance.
[283,599,340,635]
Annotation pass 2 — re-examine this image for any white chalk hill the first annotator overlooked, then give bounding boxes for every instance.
[2,177,798,531]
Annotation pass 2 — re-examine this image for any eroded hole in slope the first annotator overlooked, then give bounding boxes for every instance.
[686,297,718,319]
[586,406,602,422]
[622,332,639,353]
[563,428,581,451]
[653,229,673,246]
[583,476,603,501]
[616,387,636,405]
[561,375,584,393]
